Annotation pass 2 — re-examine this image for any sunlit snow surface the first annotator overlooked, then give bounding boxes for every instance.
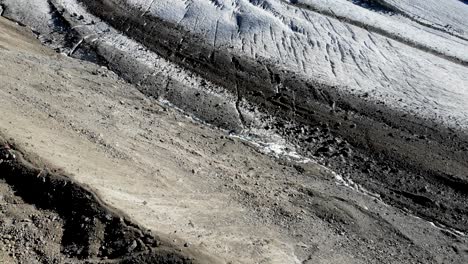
[113,0,468,129]
[380,0,468,39]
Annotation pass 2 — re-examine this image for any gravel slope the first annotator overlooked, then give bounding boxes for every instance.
[1,1,468,263]
[0,16,467,263]
[27,0,468,234]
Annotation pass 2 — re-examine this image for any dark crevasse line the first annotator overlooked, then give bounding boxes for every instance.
[348,0,396,14]
[284,0,468,65]
[347,0,468,42]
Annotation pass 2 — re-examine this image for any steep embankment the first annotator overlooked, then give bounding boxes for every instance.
[0,1,467,263]
[32,0,468,233]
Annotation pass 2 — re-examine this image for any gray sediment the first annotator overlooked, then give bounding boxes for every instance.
[3,0,468,234]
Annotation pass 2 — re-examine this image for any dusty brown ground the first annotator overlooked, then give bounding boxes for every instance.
[0,17,467,263]
[0,142,213,264]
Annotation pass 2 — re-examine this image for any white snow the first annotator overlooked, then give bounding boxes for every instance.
[1,0,52,33]
[380,0,468,39]
[299,0,468,61]
[119,0,468,129]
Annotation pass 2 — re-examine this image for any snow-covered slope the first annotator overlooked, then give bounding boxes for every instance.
[377,0,468,39]
[0,0,52,33]
[93,0,468,129]
[299,0,468,61]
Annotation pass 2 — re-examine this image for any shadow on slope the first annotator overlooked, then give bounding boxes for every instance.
[0,138,212,264]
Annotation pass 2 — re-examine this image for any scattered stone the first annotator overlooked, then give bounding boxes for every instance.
[419,186,430,193]
[293,165,305,174]
[316,146,333,154]
[340,147,352,157]
[188,220,195,228]
[127,240,138,253]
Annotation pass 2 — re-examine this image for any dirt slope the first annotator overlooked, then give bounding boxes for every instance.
[0,17,467,264]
